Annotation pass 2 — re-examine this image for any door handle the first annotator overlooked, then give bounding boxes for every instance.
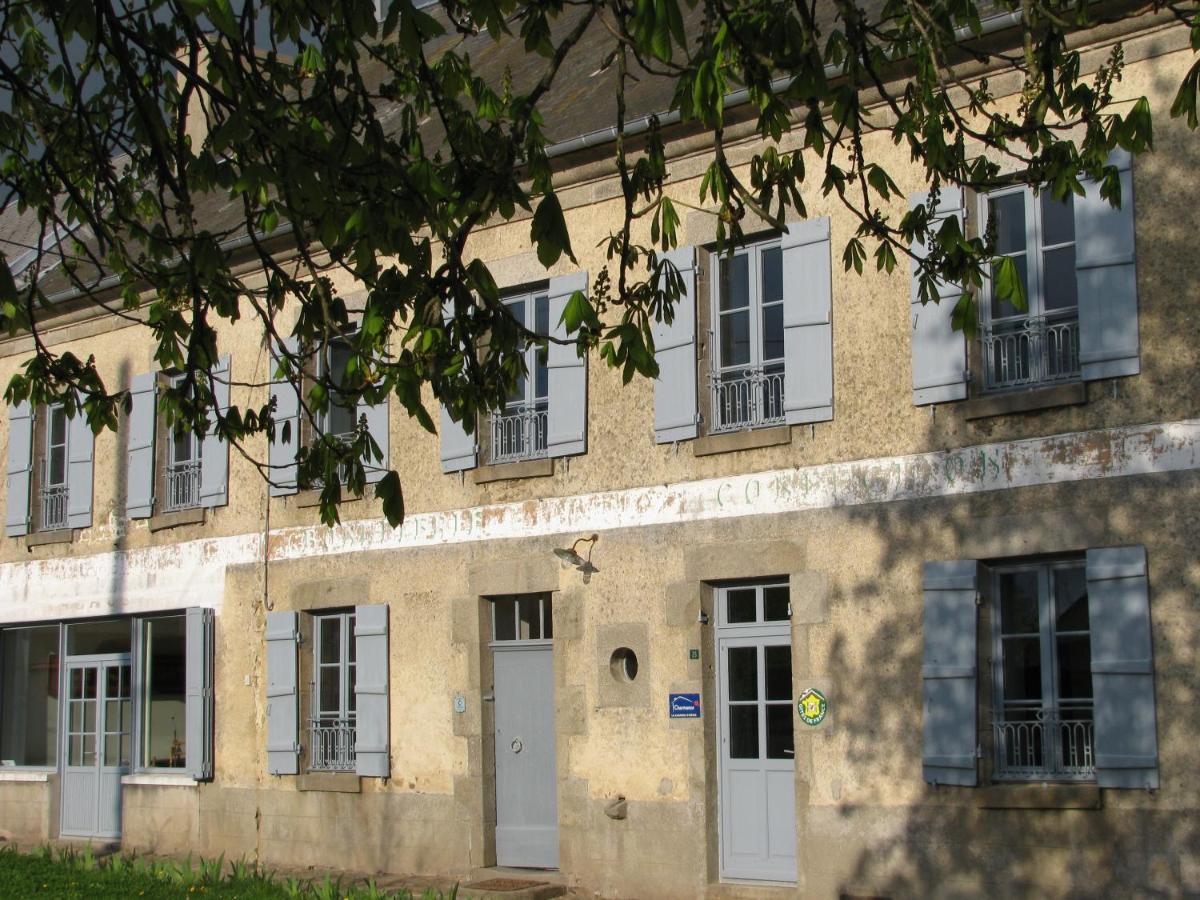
[783,749,794,755]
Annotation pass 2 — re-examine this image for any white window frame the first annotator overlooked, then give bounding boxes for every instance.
[310,610,356,772]
[162,373,204,513]
[978,185,1081,392]
[709,237,785,433]
[489,289,550,465]
[39,404,70,531]
[314,333,359,443]
[990,558,1095,782]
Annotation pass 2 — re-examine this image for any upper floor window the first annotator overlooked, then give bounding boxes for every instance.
[40,404,70,531]
[990,559,1094,781]
[437,270,589,476]
[981,187,1081,392]
[162,374,204,513]
[711,240,786,433]
[490,290,550,465]
[309,610,357,772]
[315,335,358,443]
[5,398,94,538]
[125,359,230,520]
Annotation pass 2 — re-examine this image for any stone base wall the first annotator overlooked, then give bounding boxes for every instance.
[0,778,53,844]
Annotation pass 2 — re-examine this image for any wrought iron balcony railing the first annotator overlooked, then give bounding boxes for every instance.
[490,403,548,464]
[308,717,356,772]
[993,707,1095,781]
[708,367,786,434]
[981,313,1080,392]
[163,460,202,512]
[40,484,68,531]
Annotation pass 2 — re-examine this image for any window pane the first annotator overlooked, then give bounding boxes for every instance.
[1042,246,1078,312]
[507,296,526,329]
[348,616,357,664]
[517,596,541,640]
[998,571,1040,634]
[1001,636,1043,702]
[765,645,792,701]
[727,647,757,701]
[535,294,549,336]
[542,597,554,640]
[729,705,759,759]
[1041,191,1075,246]
[172,428,194,465]
[720,310,751,367]
[49,444,66,486]
[726,589,756,624]
[762,304,783,363]
[534,347,549,402]
[319,617,341,665]
[763,586,789,622]
[49,407,67,445]
[989,192,1027,255]
[1057,634,1093,700]
[766,704,794,759]
[990,255,1029,321]
[319,668,340,716]
[348,663,357,713]
[719,254,750,311]
[493,598,515,642]
[1054,567,1089,631]
[67,620,131,656]
[761,246,783,304]
[0,626,59,766]
[140,616,186,768]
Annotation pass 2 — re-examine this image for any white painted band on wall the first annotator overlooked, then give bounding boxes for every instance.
[1,418,1197,624]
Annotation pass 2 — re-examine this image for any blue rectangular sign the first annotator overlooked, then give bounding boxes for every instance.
[669,693,701,718]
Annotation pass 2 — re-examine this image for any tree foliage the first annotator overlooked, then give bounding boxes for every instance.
[0,0,1192,525]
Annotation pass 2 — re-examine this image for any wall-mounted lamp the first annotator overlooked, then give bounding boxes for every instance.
[554,534,600,582]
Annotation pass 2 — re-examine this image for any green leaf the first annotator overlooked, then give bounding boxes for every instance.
[529,193,574,268]
[992,256,1027,312]
[375,470,405,527]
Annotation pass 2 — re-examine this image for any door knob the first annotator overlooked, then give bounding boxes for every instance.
[511,738,523,754]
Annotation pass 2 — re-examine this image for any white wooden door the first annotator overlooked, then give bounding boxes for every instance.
[715,583,797,882]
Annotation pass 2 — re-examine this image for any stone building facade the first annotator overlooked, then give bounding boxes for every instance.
[1,9,1198,898]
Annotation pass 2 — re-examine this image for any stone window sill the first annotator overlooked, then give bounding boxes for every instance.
[975,782,1101,809]
[0,769,52,782]
[692,424,791,457]
[297,772,361,793]
[148,506,206,532]
[963,382,1087,420]
[122,773,197,787]
[24,529,74,548]
[472,458,555,485]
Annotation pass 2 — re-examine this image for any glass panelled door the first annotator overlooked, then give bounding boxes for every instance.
[716,583,797,883]
[61,656,131,838]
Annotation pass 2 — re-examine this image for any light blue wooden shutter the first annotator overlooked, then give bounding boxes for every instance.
[358,394,389,484]
[66,399,94,529]
[265,609,300,775]
[269,338,300,496]
[354,604,390,778]
[922,559,978,787]
[185,606,214,780]
[126,372,157,518]
[782,217,834,425]
[1076,150,1139,381]
[909,188,968,405]
[547,270,588,458]
[200,355,231,508]
[439,301,477,473]
[6,402,33,537]
[1087,545,1158,789]
[652,246,698,443]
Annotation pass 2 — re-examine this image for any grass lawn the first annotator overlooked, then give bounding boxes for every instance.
[0,846,456,899]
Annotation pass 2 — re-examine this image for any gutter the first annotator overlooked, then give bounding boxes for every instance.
[544,11,1023,159]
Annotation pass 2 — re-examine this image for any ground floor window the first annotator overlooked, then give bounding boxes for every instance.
[309,610,357,772]
[0,625,60,767]
[991,558,1094,781]
[140,616,187,769]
